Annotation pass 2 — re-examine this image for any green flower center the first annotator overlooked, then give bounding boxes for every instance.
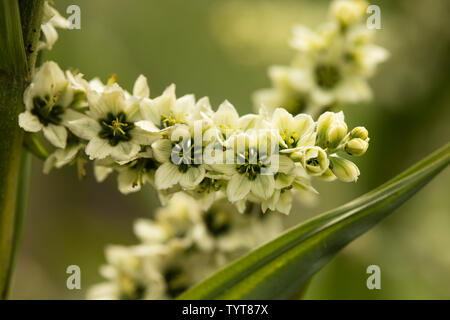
[197,177,222,194]
[306,157,320,167]
[171,139,202,173]
[164,267,190,299]
[236,148,269,181]
[99,112,134,146]
[203,209,231,236]
[129,158,158,188]
[315,64,341,89]
[282,93,308,115]
[31,95,64,126]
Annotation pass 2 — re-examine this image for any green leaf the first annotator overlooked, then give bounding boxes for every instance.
[178,143,450,300]
[0,0,27,76]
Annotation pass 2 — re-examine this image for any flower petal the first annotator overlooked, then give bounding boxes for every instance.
[117,169,141,194]
[110,142,140,161]
[131,127,160,145]
[18,111,43,132]
[277,155,295,174]
[179,166,205,190]
[276,190,293,215]
[32,61,67,96]
[140,98,161,125]
[99,84,127,115]
[94,165,113,182]
[227,174,251,202]
[43,144,81,174]
[151,139,173,163]
[85,136,113,160]
[43,124,67,148]
[251,174,275,200]
[133,74,150,98]
[135,120,160,133]
[213,100,239,128]
[66,117,100,140]
[154,162,182,190]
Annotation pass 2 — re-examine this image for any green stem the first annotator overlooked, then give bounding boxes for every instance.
[4,150,32,297]
[0,0,44,299]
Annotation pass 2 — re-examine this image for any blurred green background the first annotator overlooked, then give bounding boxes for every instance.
[11,0,450,299]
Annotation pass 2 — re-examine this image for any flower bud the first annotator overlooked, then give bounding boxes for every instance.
[330,0,368,27]
[350,126,368,140]
[345,138,369,156]
[302,147,330,176]
[316,111,347,149]
[327,122,348,148]
[330,156,360,182]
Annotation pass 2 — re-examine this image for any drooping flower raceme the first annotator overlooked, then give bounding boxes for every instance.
[253,0,389,116]
[19,61,370,215]
[86,193,283,300]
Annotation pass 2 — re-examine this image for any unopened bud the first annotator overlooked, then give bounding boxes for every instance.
[345,138,369,156]
[316,111,347,148]
[330,156,360,182]
[350,126,368,140]
[327,122,348,148]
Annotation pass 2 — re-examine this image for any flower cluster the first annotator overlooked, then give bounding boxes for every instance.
[253,0,389,116]
[87,193,283,299]
[19,60,370,214]
[19,59,370,214]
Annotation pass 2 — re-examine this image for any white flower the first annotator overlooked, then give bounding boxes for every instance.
[135,193,209,250]
[217,131,286,203]
[140,84,200,130]
[93,147,158,194]
[116,158,158,194]
[270,107,315,149]
[299,146,330,176]
[261,165,318,215]
[38,1,70,51]
[153,125,206,191]
[66,84,160,161]
[132,75,150,99]
[87,244,169,300]
[19,61,73,148]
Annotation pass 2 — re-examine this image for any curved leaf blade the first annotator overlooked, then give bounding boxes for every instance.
[179,143,450,299]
